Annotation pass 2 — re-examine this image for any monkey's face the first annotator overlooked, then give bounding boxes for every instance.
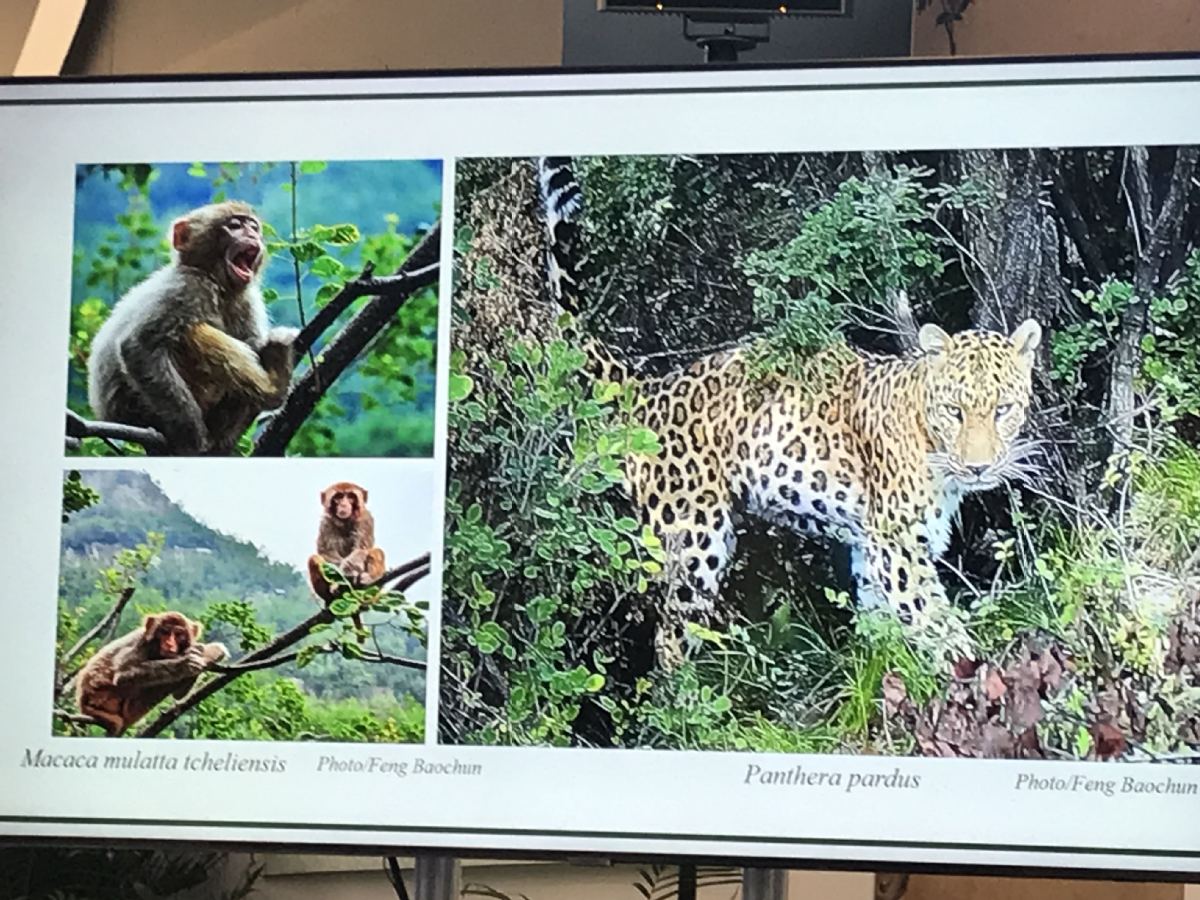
[329,490,361,521]
[143,613,199,658]
[321,482,369,523]
[222,213,265,288]
[171,202,265,293]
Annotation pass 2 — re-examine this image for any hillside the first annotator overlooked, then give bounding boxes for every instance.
[60,469,307,604]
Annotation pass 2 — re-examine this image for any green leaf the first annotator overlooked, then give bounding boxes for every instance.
[299,160,328,175]
[315,282,340,306]
[449,373,475,402]
[475,622,508,654]
[309,255,345,278]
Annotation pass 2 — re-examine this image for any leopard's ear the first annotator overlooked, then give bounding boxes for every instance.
[918,323,952,359]
[1010,318,1042,362]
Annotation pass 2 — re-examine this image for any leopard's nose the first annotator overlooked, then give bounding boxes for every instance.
[967,464,989,477]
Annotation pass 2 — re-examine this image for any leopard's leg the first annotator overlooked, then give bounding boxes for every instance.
[853,518,973,663]
[653,505,737,669]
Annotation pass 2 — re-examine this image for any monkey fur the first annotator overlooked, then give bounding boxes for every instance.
[75,612,227,736]
[307,482,386,633]
[87,201,298,456]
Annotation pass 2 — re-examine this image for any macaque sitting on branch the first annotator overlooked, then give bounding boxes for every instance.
[75,612,227,736]
[87,201,297,456]
[308,481,386,633]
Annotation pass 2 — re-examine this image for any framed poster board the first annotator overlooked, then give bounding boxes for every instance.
[1,56,1199,875]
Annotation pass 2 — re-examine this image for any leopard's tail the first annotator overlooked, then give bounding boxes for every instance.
[535,156,632,385]
[536,156,585,315]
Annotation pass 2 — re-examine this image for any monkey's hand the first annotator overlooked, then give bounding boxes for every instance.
[183,646,210,676]
[341,553,367,584]
[257,328,299,407]
[265,326,300,347]
[200,642,228,664]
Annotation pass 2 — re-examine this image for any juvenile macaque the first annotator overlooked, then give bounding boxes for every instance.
[87,201,297,455]
[76,612,227,736]
[307,482,386,632]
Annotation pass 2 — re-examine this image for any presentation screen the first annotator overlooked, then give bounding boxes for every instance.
[1,58,1199,875]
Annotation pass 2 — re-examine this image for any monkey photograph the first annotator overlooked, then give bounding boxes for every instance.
[56,467,436,741]
[66,159,443,458]
[307,481,387,634]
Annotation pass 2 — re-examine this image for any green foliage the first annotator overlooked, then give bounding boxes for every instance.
[61,470,99,523]
[1131,441,1200,570]
[1143,250,1200,423]
[742,165,956,373]
[443,337,663,745]
[1050,258,1200,424]
[180,673,424,743]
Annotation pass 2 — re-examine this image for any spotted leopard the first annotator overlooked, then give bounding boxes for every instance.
[536,157,1043,664]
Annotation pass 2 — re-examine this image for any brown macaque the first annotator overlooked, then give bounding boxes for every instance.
[87,201,298,456]
[75,612,227,736]
[307,482,386,633]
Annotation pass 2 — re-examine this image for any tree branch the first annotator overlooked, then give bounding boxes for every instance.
[324,551,433,601]
[136,550,434,736]
[376,552,432,587]
[62,587,134,668]
[291,262,375,359]
[210,647,326,674]
[887,287,919,351]
[56,586,136,695]
[253,223,442,456]
[292,223,442,359]
[210,645,427,673]
[1048,166,1109,283]
[66,410,167,454]
[53,709,106,729]
[1148,147,1198,264]
[137,607,334,737]
[391,564,432,594]
[359,650,427,671]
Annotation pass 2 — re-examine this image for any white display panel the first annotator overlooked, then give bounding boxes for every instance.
[1,58,1199,875]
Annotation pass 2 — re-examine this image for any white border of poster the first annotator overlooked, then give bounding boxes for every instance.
[2,57,1200,875]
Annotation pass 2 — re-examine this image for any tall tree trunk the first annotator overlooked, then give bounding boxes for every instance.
[955,149,1065,335]
[1107,146,1199,455]
[952,149,1082,497]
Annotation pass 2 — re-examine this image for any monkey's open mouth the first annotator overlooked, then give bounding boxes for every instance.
[225,246,261,286]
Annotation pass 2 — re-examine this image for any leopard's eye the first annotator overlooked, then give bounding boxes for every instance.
[943,405,963,422]
[995,403,1013,418]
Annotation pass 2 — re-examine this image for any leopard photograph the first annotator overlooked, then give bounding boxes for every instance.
[440,147,1200,761]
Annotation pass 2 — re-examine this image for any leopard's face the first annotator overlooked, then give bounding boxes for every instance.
[919,319,1042,489]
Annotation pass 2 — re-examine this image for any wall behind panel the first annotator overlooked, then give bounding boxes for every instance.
[63,0,563,75]
[0,1,39,75]
[912,0,1200,57]
[907,875,1184,900]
